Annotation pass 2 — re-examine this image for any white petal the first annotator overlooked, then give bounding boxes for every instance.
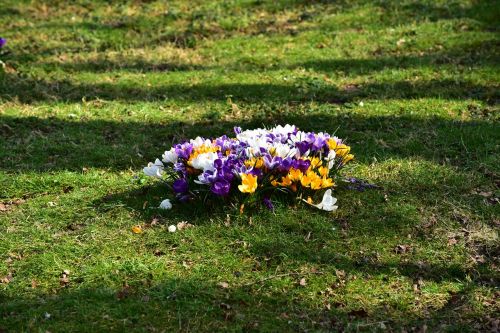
[159,199,172,210]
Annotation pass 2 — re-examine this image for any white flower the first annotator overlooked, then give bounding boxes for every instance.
[190,152,218,172]
[190,136,212,148]
[314,189,338,212]
[326,150,336,169]
[143,159,164,178]
[168,225,176,233]
[273,143,298,158]
[272,124,296,136]
[162,149,178,164]
[159,199,172,210]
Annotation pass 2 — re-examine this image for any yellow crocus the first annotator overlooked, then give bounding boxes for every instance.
[321,177,334,188]
[309,157,322,168]
[318,166,329,177]
[301,170,320,188]
[288,168,302,181]
[336,144,350,157]
[342,154,354,164]
[327,138,338,150]
[238,173,258,193]
[311,178,323,190]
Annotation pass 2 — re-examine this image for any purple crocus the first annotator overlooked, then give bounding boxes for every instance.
[0,38,6,48]
[173,178,189,193]
[345,177,380,191]
[263,197,274,211]
[211,180,231,196]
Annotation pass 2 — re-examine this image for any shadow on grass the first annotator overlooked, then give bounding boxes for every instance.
[1,72,498,104]
[1,113,498,173]
[0,268,490,331]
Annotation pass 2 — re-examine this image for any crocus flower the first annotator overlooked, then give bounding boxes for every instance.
[238,173,258,193]
[313,189,338,211]
[143,159,164,178]
[162,149,178,164]
[0,38,6,48]
[263,197,274,211]
[173,178,189,193]
[159,199,172,210]
[212,180,231,196]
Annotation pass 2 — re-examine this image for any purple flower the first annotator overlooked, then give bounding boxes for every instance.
[176,193,191,202]
[211,180,231,196]
[345,177,380,191]
[173,178,189,193]
[0,38,6,48]
[263,197,274,211]
[174,142,193,160]
[293,159,311,173]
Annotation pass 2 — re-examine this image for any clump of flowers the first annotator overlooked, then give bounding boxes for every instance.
[144,125,354,212]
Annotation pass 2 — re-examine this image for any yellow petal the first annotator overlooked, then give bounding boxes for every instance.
[131,225,143,234]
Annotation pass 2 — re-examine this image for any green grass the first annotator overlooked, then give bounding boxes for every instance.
[1,0,499,331]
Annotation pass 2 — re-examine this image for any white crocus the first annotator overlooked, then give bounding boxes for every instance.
[190,136,212,148]
[143,159,164,178]
[272,124,296,136]
[168,225,176,232]
[274,143,298,158]
[326,150,336,169]
[190,152,218,172]
[162,149,178,164]
[159,199,172,210]
[314,189,338,212]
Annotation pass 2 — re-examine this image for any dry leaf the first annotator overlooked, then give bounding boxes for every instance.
[177,221,194,230]
[218,282,229,289]
[150,217,160,227]
[131,225,143,234]
[394,244,411,254]
[116,284,130,300]
[1,273,13,284]
[447,237,458,246]
[299,278,307,286]
[60,270,70,286]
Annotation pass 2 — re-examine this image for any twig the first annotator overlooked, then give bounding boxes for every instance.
[241,271,324,287]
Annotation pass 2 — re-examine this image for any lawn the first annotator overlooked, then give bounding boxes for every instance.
[0,0,499,331]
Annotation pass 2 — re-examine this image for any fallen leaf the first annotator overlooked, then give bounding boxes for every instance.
[394,244,411,254]
[348,308,368,318]
[31,279,38,289]
[447,237,458,246]
[220,302,231,310]
[177,221,194,230]
[131,225,143,234]
[1,273,13,284]
[299,278,307,286]
[116,284,130,300]
[225,214,231,227]
[218,282,229,289]
[478,191,493,198]
[60,270,70,286]
[150,217,161,226]
[396,38,406,47]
